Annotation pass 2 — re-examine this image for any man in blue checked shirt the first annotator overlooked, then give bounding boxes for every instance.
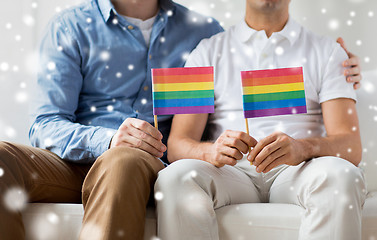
[0,0,362,239]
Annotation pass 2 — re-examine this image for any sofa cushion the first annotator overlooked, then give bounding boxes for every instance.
[23,192,377,240]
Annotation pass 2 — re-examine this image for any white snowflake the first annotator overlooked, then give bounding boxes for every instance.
[55,7,61,13]
[190,170,197,178]
[182,52,190,61]
[363,81,375,93]
[86,18,92,23]
[90,106,96,112]
[44,138,53,147]
[0,62,9,72]
[117,230,124,237]
[116,72,122,78]
[350,11,356,17]
[5,126,16,138]
[160,37,166,43]
[154,191,164,201]
[13,65,20,72]
[15,91,28,103]
[328,19,339,30]
[364,57,370,63]
[47,212,60,224]
[275,46,284,55]
[3,187,28,212]
[321,8,327,14]
[107,105,114,112]
[368,11,374,17]
[31,2,38,8]
[225,12,231,19]
[141,98,147,105]
[346,20,353,26]
[128,64,134,70]
[47,62,56,71]
[356,40,362,46]
[0,167,4,177]
[14,34,22,41]
[100,51,110,61]
[23,15,35,26]
[5,23,12,29]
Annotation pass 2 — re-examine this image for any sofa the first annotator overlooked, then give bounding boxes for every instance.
[22,70,377,240]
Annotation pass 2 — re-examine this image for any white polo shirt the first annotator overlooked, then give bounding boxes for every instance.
[185,18,356,141]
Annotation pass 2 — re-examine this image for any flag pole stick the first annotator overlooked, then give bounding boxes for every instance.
[154,115,158,130]
[245,118,252,165]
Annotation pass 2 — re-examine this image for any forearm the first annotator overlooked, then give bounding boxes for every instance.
[167,136,213,163]
[298,132,362,166]
[29,114,116,163]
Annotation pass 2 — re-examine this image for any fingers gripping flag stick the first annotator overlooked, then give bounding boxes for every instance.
[241,67,307,164]
[151,67,215,129]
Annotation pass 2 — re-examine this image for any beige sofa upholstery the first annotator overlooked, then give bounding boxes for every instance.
[22,70,377,239]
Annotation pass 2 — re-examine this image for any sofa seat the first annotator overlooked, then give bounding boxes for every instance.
[22,192,377,240]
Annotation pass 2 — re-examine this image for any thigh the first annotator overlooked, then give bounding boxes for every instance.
[156,159,261,209]
[269,156,365,205]
[0,141,90,203]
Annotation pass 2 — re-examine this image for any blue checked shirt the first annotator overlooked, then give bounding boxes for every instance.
[29,0,223,163]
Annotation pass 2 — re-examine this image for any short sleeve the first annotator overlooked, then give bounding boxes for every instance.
[185,39,211,67]
[318,43,356,103]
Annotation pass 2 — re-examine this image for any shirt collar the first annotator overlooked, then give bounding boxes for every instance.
[97,0,175,23]
[97,0,114,22]
[236,16,301,46]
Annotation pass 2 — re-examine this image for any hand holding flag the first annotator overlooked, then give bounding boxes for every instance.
[241,67,307,165]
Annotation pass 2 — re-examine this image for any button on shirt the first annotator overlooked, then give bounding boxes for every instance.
[185,18,355,142]
[29,0,223,163]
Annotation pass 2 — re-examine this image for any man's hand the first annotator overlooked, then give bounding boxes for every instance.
[206,130,257,168]
[247,132,306,173]
[337,37,362,89]
[110,118,166,158]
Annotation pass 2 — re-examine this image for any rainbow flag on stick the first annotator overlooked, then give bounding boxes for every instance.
[241,67,307,118]
[152,67,215,116]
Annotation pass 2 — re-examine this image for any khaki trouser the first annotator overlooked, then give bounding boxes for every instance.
[0,141,164,240]
[156,157,366,240]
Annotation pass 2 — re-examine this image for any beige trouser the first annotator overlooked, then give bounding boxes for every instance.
[155,157,366,240]
[0,141,164,240]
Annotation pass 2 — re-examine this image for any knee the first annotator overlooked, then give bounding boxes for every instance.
[155,159,214,201]
[156,159,206,186]
[97,146,156,174]
[309,156,366,194]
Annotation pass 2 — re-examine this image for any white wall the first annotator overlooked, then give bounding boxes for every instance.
[0,0,376,145]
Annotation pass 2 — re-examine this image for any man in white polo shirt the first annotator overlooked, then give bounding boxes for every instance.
[155,0,366,239]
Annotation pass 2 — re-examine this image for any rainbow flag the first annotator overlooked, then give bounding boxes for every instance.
[241,67,307,118]
[152,67,214,115]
